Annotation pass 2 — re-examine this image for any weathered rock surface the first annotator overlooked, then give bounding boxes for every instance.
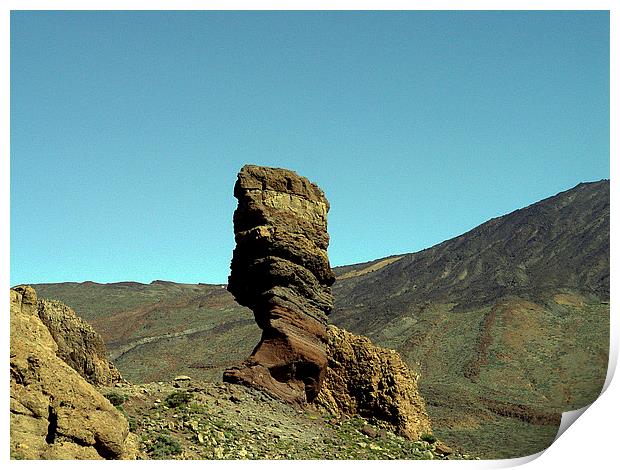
[224,165,335,405]
[10,286,139,460]
[316,326,433,440]
[37,298,122,386]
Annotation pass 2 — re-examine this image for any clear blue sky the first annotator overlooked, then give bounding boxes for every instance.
[10,10,609,285]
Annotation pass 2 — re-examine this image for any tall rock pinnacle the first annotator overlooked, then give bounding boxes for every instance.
[223,165,335,404]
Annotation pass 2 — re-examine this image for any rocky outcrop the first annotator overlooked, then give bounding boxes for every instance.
[316,326,432,440]
[37,298,122,386]
[10,286,139,460]
[223,165,335,405]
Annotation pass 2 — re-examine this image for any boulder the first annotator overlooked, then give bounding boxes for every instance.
[223,165,335,405]
[10,286,139,460]
[37,298,122,386]
[316,325,433,440]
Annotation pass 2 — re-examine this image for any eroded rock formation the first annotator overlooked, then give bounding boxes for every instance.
[10,286,139,460]
[316,325,433,440]
[223,165,335,405]
[37,298,123,386]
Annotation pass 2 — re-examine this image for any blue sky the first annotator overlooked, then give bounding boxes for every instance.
[10,10,609,285]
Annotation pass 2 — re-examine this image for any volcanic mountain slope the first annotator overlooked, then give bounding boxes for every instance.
[332,179,608,325]
[330,179,609,458]
[30,180,610,459]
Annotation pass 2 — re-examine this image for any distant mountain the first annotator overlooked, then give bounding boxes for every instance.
[28,180,610,459]
[332,180,608,331]
[30,281,259,383]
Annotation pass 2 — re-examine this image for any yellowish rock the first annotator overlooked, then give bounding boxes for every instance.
[316,325,432,440]
[10,286,141,460]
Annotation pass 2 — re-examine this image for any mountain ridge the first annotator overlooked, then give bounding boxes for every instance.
[334,179,608,274]
[333,179,608,327]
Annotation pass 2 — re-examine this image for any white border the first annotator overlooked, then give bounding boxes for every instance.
[2,2,615,469]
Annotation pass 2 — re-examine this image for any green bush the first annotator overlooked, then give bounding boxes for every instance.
[104,391,127,407]
[164,391,193,408]
[420,433,437,444]
[145,433,182,459]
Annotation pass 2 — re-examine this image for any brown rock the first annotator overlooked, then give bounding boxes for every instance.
[434,441,453,455]
[223,165,335,405]
[10,286,140,460]
[316,325,433,440]
[361,424,377,438]
[37,298,122,386]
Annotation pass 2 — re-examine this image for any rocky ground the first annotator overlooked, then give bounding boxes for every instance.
[100,378,476,460]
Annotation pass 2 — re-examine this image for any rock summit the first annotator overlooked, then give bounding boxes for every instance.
[223,165,335,405]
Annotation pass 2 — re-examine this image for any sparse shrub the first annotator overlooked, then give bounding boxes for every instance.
[104,391,127,407]
[145,433,182,459]
[127,415,137,433]
[420,433,437,444]
[187,402,203,414]
[164,391,193,408]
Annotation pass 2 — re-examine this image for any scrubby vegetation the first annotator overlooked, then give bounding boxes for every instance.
[143,432,183,459]
[100,381,476,460]
[164,391,193,408]
[104,391,127,407]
